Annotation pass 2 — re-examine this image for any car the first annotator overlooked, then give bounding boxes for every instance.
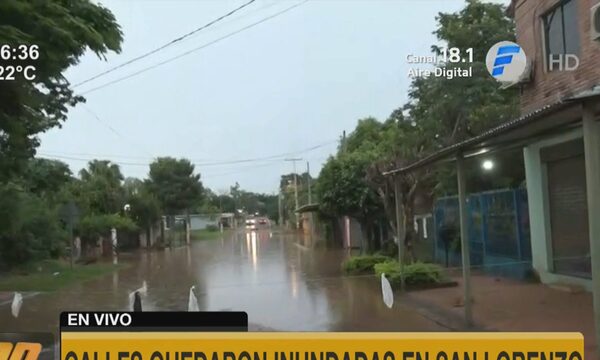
[245,219,257,230]
[258,218,268,225]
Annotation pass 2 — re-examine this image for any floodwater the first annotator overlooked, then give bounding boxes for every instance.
[0,229,447,333]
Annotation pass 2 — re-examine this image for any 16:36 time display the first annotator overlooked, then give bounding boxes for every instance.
[0,44,40,61]
[0,44,39,81]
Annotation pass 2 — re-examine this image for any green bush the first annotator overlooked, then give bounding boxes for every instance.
[342,254,391,274]
[374,261,444,287]
[0,183,68,269]
[205,224,219,232]
[78,214,138,244]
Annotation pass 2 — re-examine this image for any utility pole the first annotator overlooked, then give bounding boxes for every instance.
[394,176,405,291]
[285,158,302,229]
[307,161,312,204]
[307,161,316,241]
[278,190,283,226]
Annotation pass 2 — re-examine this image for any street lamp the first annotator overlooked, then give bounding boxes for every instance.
[482,160,494,171]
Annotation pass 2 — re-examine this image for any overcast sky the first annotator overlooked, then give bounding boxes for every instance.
[38,0,508,194]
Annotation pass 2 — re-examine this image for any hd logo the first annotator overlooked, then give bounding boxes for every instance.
[0,334,53,360]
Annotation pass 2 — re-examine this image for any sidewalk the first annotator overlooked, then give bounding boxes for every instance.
[405,274,596,358]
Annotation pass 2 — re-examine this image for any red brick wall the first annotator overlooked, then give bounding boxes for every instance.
[514,0,600,114]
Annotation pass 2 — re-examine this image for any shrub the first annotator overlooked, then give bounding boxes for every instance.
[0,183,68,269]
[374,261,444,287]
[342,254,391,274]
[205,224,219,232]
[78,214,138,244]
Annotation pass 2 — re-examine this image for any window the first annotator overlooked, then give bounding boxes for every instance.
[543,0,580,69]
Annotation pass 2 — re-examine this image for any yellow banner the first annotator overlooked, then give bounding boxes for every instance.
[61,332,584,360]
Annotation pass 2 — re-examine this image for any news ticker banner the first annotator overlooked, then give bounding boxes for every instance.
[60,332,584,360]
[58,311,585,360]
[3,312,583,360]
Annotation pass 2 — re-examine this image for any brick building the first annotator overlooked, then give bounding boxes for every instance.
[511,0,600,113]
[506,0,600,289]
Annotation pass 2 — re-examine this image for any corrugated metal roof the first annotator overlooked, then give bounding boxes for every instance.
[381,84,600,177]
[382,100,569,176]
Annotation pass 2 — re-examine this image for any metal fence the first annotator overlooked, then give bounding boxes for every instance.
[433,188,532,279]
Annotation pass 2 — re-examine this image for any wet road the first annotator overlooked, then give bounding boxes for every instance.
[0,229,447,333]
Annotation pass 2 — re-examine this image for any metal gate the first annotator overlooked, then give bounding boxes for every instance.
[433,188,532,279]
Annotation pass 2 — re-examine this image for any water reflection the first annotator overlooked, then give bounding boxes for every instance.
[245,231,259,271]
[0,229,447,333]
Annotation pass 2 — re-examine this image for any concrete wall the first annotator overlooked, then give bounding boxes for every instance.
[513,0,600,113]
[523,127,592,290]
[189,215,218,231]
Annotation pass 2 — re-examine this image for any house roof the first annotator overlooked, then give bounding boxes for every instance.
[383,87,600,176]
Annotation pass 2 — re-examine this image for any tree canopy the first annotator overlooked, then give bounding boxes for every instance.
[0,0,122,181]
[0,0,122,268]
[316,0,520,253]
[146,157,203,215]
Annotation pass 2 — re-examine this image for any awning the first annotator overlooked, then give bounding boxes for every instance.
[383,86,600,176]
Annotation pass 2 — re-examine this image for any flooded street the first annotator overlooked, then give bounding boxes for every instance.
[0,230,447,333]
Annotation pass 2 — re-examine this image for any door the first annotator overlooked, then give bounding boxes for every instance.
[544,139,591,278]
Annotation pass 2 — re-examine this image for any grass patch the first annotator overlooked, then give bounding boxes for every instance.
[0,259,123,292]
[342,254,392,275]
[374,261,445,287]
[191,228,230,241]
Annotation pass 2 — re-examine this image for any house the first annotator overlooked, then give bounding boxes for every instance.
[383,0,600,334]
[511,0,600,289]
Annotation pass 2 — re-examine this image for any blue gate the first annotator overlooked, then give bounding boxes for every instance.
[433,188,531,279]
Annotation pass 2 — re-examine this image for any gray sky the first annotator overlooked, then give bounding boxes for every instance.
[38,0,507,194]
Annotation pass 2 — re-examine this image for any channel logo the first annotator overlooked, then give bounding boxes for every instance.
[485,41,528,84]
[0,342,41,360]
[0,334,53,360]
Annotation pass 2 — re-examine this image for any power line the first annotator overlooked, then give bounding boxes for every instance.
[73,0,257,88]
[79,0,309,95]
[39,150,173,161]
[203,161,280,179]
[37,139,335,168]
[81,105,154,158]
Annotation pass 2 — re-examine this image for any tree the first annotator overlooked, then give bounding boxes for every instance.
[123,177,144,197]
[0,0,122,181]
[125,191,159,235]
[122,177,161,233]
[407,0,518,148]
[23,158,73,199]
[74,160,125,215]
[146,157,203,215]
[230,182,241,213]
[317,152,383,252]
[216,192,236,213]
[255,193,279,221]
[363,0,519,261]
[196,188,220,214]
